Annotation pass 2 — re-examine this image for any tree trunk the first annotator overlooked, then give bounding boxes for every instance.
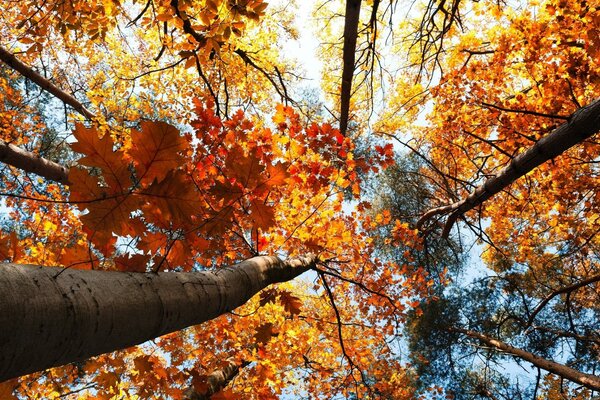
[0,142,70,184]
[453,328,600,391]
[0,254,316,382]
[183,358,250,400]
[418,98,600,237]
[339,0,362,135]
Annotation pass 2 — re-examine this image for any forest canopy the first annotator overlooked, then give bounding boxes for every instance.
[0,0,599,398]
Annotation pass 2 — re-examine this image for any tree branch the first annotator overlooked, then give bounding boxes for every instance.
[0,46,95,120]
[418,98,600,237]
[526,273,600,327]
[183,358,251,400]
[452,328,600,391]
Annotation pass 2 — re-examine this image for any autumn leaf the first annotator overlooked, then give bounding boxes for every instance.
[141,169,203,228]
[129,121,189,185]
[114,253,151,272]
[133,355,155,374]
[70,124,130,189]
[69,167,141,247]
[254,322,278,345]
[279,290,302,316]
[249,199,275,229]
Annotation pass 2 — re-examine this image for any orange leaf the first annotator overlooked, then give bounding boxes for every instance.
[141,169,203,227]
[129,121,189,185]
[279,290,302,316]
[70,124,130,188]
[69,167,141,248]
[249,200,275,229]
[254,322,278,345]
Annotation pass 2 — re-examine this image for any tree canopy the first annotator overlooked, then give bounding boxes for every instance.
[0,0,599,398]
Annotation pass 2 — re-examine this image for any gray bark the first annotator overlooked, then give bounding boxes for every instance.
[418,98,600,237]
[454,328,600,391]
[0,254,316,381]
[0,142,70,184]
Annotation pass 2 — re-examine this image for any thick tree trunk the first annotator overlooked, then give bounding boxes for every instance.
[453,328,600,391]
[418,98,600,237]
[0,254,316,382]
[339,0,362,135]
[183,358,250,400]
[0,142,70,184]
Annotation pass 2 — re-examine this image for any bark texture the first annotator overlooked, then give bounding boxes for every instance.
[0,142,70,184]
[0,46,95,119]
[454,328,600,391]
[0,254,316,381]
[183,358,250,400]
[418,98,600,237]
[339,0,362,135]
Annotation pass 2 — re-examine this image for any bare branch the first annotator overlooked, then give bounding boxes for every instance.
[452,328,600,391]
[0,46,95,120]
[418,98,600,237]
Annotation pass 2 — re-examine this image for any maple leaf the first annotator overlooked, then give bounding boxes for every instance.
[0,380,18,400]
[141,169,203,227]
[129,121,189,185]
[133,355,155,374]
[114,253,151,272]
[0,233,11,260]
[96,371,119,390]
[225,146,265,189]
[69,167,141,249]
[249,199,275,230]
[279,290,302,316]
[254,322,278,345]
[264,162,289,187]
[259,288,279,307]
[70,124,130,189]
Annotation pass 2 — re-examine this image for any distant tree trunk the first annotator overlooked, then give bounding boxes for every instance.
[452,328,600,391]
[339,0,362,135]
[0,255,316,382]
[183,358,251,400]
[418,98,600,237]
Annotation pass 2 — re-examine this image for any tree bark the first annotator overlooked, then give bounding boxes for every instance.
[418,98,600,237]
[183,358,251,400]
[452,328,600,391]
[0,46,95,120]
[339,0,362,136]
[0,142,70,184]
[0,254,316,382]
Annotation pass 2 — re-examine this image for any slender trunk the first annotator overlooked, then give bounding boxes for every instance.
[183,358,251,400]
[452,328,600,391]
[418,98,600,237]
[0,254,316,382]
[339,0,362,135]
[0,142,70,184]
[0,46,95,120]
